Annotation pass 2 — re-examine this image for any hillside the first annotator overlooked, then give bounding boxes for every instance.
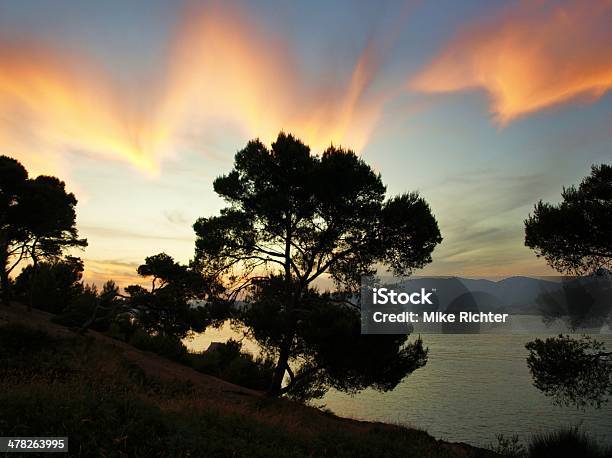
[0,303,496,457]
[396,276,562,314]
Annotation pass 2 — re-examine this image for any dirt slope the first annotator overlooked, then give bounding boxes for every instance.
[0,303,496,457]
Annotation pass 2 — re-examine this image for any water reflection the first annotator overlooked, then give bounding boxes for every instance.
[322,333,612,447]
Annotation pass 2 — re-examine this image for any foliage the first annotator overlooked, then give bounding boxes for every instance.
[525,163,612,275]
[240,276,428,400]
[124,253,213,339]
[534,275,612,331]
[14,256,84,313]
[105,312,141,342]
[528,427,611,458]
[53,284,98,325]
[0,323,61,362]
[193,132,441,397]
[489,429,612,458]
[1,386,472,458]
[489,434,526,458]
[525,335,611,409]
[129,329,191,364]
[190,339,276,391]
[0,155,87,302]
[0,323,492,458]
[53,280,123,333]
[524,165,612,412]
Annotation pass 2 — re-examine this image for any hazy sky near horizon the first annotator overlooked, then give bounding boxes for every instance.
[1,0,611,287]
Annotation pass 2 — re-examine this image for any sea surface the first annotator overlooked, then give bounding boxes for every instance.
[186,319,612,448]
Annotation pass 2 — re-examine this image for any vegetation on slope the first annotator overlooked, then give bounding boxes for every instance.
[0,309,492,457]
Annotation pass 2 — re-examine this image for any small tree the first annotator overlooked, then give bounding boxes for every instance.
[125,253,210,338]
[525,163,611,275]
[73,280,123,333]
[193,132,442,397]
[525,164,612,408]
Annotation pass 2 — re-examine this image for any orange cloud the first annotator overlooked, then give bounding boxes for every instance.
[0,44,168,175]
[410,0,612,124]
[0,4,394,177]
[82,259,144,291]
[159,4,390,153]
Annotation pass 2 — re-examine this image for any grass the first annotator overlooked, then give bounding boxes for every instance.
[4,312,610,457]
[528,427,612,458]
[2,384,305,457]
[2,385,475,457]
[488,428,612,458]
[0,322,493,457]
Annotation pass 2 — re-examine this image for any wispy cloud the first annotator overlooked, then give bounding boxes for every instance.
[163,209,190,226]
[158,3,397,153]
[410,0,612,125]
[0,3,401,177]
[82,258,143,290]
[0,43,168,176]
[80,225,192,242]
[419,170,562,276]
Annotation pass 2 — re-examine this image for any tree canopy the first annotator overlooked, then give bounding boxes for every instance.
[526,335,611,409]
[525,163,612,275]
[524,164,612,409]
[0,155,87,302]
[125,253,211,338]
[193,132,442,397]
[15,256,84,314]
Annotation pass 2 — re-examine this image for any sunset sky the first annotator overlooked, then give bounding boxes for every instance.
[1,0,611,287]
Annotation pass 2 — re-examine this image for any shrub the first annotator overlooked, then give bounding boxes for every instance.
[0,385,174,454]
[190,339,275,390]
[52,285,99,329]
[528,427,611,458]
[129,330,190,364]
[54,281,123,333]
[489,433,526,457]
[14,257,84,313]
[105,315,140,342]
[0,323,58,356]
[0,322,493,457]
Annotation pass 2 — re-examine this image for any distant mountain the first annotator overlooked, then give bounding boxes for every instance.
[496,276,561,309]
[391,276,564,314]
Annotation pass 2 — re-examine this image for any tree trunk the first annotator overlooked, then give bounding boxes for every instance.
[268,331,293,395]
[268,212,297,396]
[0,263,10,305]
[0,241,11,305]
[79,301,101,334]
[27,241,38,311]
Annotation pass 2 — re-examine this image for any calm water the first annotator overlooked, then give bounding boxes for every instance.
[186,324,612,448]
[322,333,612,448]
